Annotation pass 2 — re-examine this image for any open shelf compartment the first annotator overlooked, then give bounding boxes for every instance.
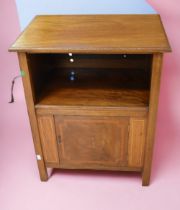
[26,53,152,108]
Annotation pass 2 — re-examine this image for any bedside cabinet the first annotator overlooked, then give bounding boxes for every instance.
[10,15,171,185]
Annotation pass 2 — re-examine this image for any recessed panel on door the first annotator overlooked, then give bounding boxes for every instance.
[55,116,129,170]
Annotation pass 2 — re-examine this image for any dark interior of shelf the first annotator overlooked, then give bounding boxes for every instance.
[27,53,152,107]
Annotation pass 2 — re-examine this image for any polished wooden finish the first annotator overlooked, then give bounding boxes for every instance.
[18,52,48,181]
[38,115,59,166]
[128,118,146,167]
[36,85,149,108]
[55,116,129,169]
[10,15,171,185]
[142,53,163,186]
[10,15,171,53]
[36,106,148,118]
[46,163,141,172]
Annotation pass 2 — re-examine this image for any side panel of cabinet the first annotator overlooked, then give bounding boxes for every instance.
[38,115,59,166]
[128,118,146,167]
[55,116,129,169]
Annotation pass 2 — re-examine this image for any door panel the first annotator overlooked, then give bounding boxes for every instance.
[55,116,129,169]
[128,118,146,167]
[38,115,59,165]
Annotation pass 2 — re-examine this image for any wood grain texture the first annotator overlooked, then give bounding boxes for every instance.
[142,53,163,186]
[34,74,149,107]
[128,118,146,167]
[46,163,141,172]
[37,87,149,108]
[10,15,171,53]
[36,106,148,117]
[55,116,129,169]
[18,52,48,181]
[38,115,59,166]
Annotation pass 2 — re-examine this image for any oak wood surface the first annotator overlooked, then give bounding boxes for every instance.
[55,116,129,169]
[38,115,60,166]
[36,106,148,117]
[10,15,171,53]
[58,165,141,171]
[128,118,146,167]
[142,53,163,186]
[46,163,141,171]
[18,53,48,181]
[35,77,149,107]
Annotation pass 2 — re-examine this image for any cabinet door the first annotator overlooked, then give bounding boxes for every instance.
[55,116,129,169]
[38,115,60,166]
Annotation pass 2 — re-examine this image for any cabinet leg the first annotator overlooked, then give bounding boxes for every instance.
[37,160,48,181]
[142,168,150,186]
[141,54,163,187]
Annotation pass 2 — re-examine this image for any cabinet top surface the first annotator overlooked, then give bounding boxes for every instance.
[10,15,171,53]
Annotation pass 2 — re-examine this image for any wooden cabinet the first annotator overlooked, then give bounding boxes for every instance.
[10,15,171,185]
